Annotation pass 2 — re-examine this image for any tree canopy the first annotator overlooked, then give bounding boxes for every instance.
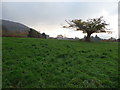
[63,16,110,41]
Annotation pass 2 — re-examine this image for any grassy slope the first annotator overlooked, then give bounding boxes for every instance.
[2,37,118,88]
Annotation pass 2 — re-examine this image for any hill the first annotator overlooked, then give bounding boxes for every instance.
[0,19,42,37]
[0,19,30,37]
[2,37,118,88]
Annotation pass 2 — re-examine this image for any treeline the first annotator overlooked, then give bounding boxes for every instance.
[28,28,47,38]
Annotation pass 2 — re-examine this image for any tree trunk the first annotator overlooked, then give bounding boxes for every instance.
[85,33,91,42]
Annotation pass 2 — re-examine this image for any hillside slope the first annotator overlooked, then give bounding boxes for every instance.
[0,19,31,37]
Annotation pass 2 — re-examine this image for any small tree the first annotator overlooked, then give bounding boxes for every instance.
[63,16,109,42]
[41,32,47,38]
[28,28,40,38]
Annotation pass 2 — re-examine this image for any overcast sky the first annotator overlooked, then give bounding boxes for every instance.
[1,2,118,39]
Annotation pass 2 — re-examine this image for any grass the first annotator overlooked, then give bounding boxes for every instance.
[2,37,118,88]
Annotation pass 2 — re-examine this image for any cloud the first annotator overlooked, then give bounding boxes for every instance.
[2,2,118,38]
[94,9,118,39]
[2,0,119,2]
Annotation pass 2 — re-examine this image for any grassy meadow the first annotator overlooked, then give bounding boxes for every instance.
[2,37,118,88]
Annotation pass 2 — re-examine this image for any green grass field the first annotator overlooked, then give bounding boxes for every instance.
[2,37,118,88]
